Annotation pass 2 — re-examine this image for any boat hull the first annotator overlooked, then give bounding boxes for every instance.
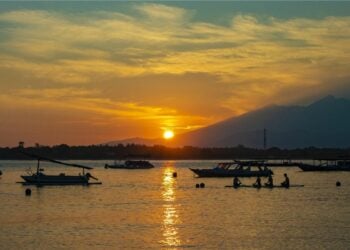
[190,168,273,177]
[105,160,154,169]
[21,174,89,185]
[299,163,350,171]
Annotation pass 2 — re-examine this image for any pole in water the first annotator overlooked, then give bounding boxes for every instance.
[25,188,31,196]
[336,181,341,187]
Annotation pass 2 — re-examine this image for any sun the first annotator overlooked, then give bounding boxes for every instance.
[163,130,174,140]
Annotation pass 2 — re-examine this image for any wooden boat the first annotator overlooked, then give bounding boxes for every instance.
[18,152,101,186]
[225,184,304,189]
[105,160,154,169]
[299,159,350,171]
[189,160,273,178]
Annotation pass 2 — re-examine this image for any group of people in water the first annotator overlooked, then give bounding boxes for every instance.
[233,173,290,188]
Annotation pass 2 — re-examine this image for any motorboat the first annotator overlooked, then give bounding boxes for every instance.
[189,160,273,177]
[299,159,350,171]
[105,160,154,169]
[19,152,101,186]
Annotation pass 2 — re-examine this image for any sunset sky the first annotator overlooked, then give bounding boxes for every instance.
[0,1,350,147]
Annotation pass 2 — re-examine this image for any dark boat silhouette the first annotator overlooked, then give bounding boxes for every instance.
[18,152,101,186]
[299,159,350,171]
[190,160,273,177]
[105,160,154,169]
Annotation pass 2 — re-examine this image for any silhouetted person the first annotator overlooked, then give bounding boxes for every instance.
[253,176,262,188]
[265,174,274,188]
[233,176,241,188]
[281,173,290,188]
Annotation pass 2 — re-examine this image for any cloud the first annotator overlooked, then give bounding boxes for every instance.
[0,86,209,134]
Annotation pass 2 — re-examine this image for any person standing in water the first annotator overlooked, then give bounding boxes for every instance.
[253,176,262,188]
[265,174,274,188]
[233,176,242,188]
[281,173,290,188]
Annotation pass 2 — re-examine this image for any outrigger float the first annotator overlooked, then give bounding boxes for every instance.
[17,152,101,186]
[225,184,304,189]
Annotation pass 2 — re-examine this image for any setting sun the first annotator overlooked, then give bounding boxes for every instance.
[163,130,174,140]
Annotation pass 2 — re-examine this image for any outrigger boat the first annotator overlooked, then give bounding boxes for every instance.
[299,159,350,171]
[18,152,101,186]
[105,160,154,169]
[190,160,273,178]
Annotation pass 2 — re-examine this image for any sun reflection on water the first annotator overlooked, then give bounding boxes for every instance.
[161,163,181,247]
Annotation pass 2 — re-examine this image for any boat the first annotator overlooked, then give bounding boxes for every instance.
[298,159,350,171]
[189,160,273,178]
[18,152,101,186]
[105,160,154,169]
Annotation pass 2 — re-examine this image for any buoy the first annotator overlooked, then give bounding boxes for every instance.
[172,172,177,178]
[200,183,205,188]
[25,188,31,196]
[195,183,200,188]
[0,170,2,175]
[336,181,341,187]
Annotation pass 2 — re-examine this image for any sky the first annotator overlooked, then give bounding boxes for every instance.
[0,1,350,147]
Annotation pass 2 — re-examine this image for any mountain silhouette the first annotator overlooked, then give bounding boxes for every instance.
[173,95,350,148]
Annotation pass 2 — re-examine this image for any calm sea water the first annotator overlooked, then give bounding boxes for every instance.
[0,160,349,249]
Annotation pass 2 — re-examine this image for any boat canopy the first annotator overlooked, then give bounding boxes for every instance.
[234,160,266,165]
[20,151,93,170]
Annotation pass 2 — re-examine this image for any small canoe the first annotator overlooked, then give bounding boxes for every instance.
[225,184,304,189]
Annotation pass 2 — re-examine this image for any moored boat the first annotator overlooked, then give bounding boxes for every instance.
[105,160,154,169]
[19,152,101,186]
[299,159,350,171]
[190,160,273,177]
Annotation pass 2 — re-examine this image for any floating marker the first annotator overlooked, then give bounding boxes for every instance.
[172,172,177,178]
[200,183,205,188]
[195,183,200,188]
[25,188,31,196]
[336,181,341,187]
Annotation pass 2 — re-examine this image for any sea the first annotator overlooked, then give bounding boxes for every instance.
[0,160,349,250]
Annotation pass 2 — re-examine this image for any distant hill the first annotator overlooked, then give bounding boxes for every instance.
[104,137,161,146]
[105,96,350,149]
[173,95,350,148]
